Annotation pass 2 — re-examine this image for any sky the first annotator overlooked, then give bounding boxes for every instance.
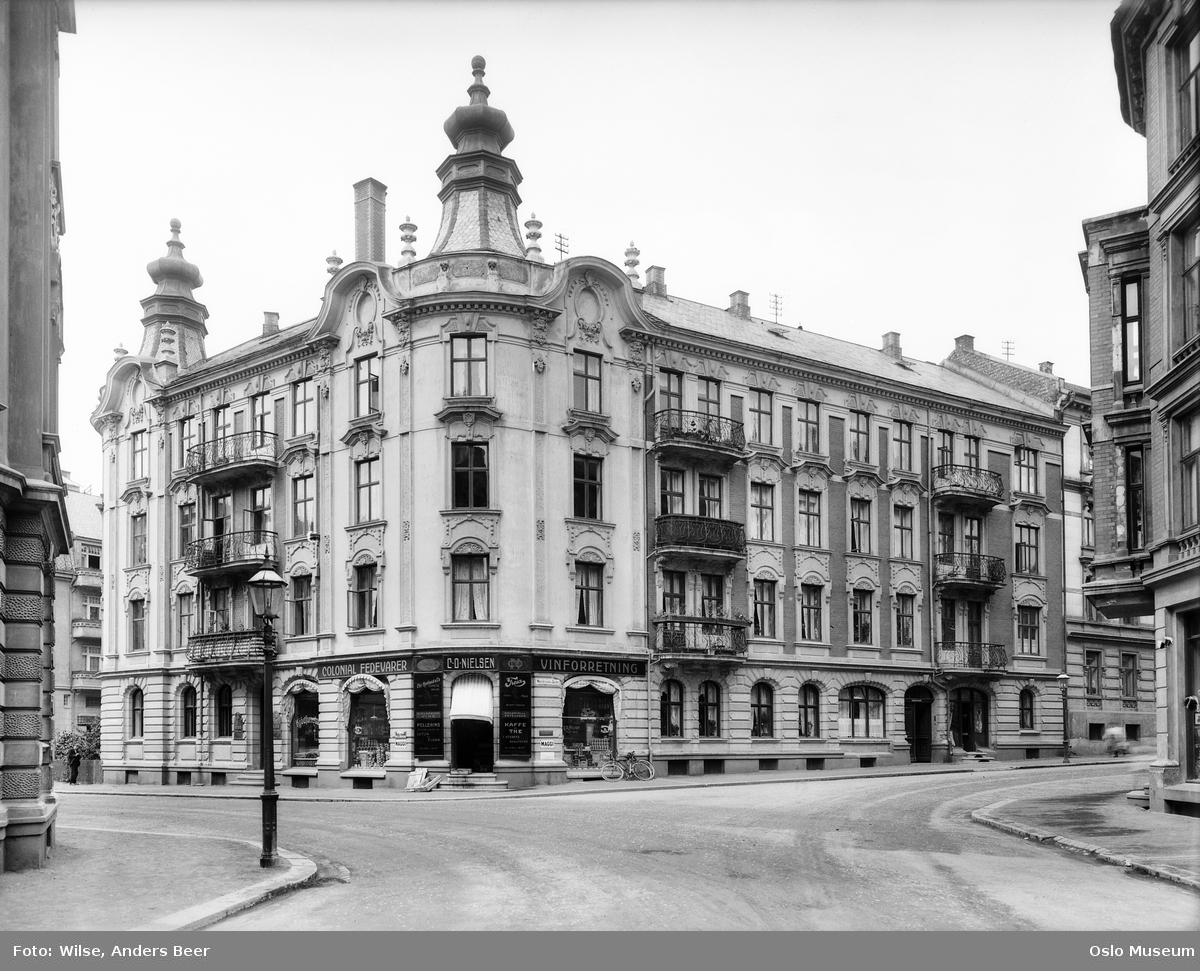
[55,0,1148,494]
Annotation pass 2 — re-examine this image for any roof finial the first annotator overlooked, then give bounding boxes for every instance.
[326,250,343,276]
[399,216,418,264]
[524,212,543,263]
[469,55,489,105]
[624,241,640,283]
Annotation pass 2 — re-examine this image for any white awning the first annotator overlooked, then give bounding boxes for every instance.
[564,677,618,695]
[449,674,493,723]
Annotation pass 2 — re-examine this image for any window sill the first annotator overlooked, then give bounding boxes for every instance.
[346,519,387,531]
[442,622,501,629]
[346,628,384,637]
[285,434,317,448]
[564,626,614,636]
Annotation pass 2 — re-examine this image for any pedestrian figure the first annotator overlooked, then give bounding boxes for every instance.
[67,749,81,784]
[1104,726,1130,757]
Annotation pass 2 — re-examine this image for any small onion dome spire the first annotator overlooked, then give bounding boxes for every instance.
[524,212,544,263]
[326,250,343,276]
[145,218,203,298]
[113,344,128,359]
[624,241,641,283]
[442,55,515,154]
[399,216,418,264]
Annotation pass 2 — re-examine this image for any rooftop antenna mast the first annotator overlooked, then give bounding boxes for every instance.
[769,293,782,324]
[554,233,569,262]
[1002,341,1016,361]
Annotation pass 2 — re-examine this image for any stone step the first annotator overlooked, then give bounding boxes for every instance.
[229,771,265,786]
[438,772,509,790]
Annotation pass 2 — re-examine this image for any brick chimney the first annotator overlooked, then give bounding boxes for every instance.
[728,291,750,319]
[353,177,387,263]
[263,311,280,337]
[644,265,667,297]
[882,331,902,359]
[1039,361,1054,374]
[955,334,974,352]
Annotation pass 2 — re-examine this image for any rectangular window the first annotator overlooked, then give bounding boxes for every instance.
[178,502,196,556]
[130,514,147,566]
[83,547,102,570]
[84,594,102,621]
[659,468,685,515]
[350,563,378,629]
[177,416,197,469]
[895,593,915,648]
[451,555,489,622]
[290,575,313,637]
[852,589,873,644]
[211,405,231,441]
[355,457,381,523]
[1015,447,1038,494]
[130,430,148,481]
[355,355,381,417]
[800,584,822,642]
[1181,29,1200,147]
[750,483,774,541]
[850,412,870,463]
[892,422,913,472]
[451,443,489,509]
[658,369,683,413]
[1126,446,1145,550]
[1120,653,1138,699]
[797,401,820,453]
[292,475,315,536]
[749,390,772,444]
[893,505,914,559]
[575,561,604,627]
[940,599,957,643]
[1186,222,1200,347]
[964,436,980,470]
[573,351,603,413]
[1016,525,1040,574]
[937,513,954,555]
[450,335,487,397]
[938,430,954,468]
[753,579,776,638]
[251,393,272,436]
[1017,605,1041,655]
[697,378,721,416]
[573,455,602,520]
[963,516,982,556]
[247,485,271,540]
[1184,411,1200,529]
[130,599,146,652]
[176,592,194,648]
[798,490,821,547]
[966,601,983,645]
[1085,649,1102,696]
[292,379,315,437]
[1083,504,1095,548]
[1121,277,1142,384]
[206,586,230,631]
[84,642,101,672]
[700,574,724,619]
[698,475,722,518]
[662,569,686,615]
[850,498,871,554]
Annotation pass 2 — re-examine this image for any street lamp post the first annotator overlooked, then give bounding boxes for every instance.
[248,556,287,868]
[1056,672,1070,765]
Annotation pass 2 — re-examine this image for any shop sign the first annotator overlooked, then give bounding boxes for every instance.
[498,672,532,760]
[535,655,647,677]
[411,654,532,672]
[413,673,444,760]
[316,654,411,680]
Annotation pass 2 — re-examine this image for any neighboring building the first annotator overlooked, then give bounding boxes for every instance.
[0,0,75,869]
[52,478,104,732]
[943,337,1156,746]
[1083,1,1200,815]
[93,57,1071,792]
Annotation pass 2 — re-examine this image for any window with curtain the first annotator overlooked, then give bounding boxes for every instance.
[1019,689,1035,730]
[798,490,821,546]
[839,685,885,738]
[181,685,197,737]
[575,562,604,627]
[451,335,488,396]
[573,351,603,413]
[292,379,315,437]
[893,505,913,559]
[1015,525,1040,574]
[750,683,774,737]
[750,482,774,541]
[216,685,233,737]
[355,457,380,523]
[292,475,315,536]
[660,679,683,738]
[801,584,822,641]
[753,579,776,638]
[1015,447,1039,494]
[852,589,873,644]
[892,422,912,472]
[850,412,870,462]
[698,681,720,737]
[659,468,685,515]
[850,499,871,554]
[130,514,147,566]
[129,598,146,652]
[129,688,144,737]
[1018,605,1041,655]
[895,593,915,647]
[797,401,820,453]
[290,575,313,636]
[178,502,196,556]
[350,563,378,629]
[799,684,820,738]
[130,430,147,480]
[176,592,194,649]
[451,555,489,622]
[749,390,773,444]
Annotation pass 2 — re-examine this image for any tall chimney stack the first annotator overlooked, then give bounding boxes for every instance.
[353,177,388,263]
[882,331,902,359]
[729,291,750,319]
[644,265,667,297]
[955,334,975,352]
[263,312,280,337]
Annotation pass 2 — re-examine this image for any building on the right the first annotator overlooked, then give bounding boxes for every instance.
[1089,0,1200,815]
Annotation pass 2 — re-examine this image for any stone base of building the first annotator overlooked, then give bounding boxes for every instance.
[1,801,58,871]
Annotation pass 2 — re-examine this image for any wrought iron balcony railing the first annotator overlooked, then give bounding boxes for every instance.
[934,552,1006,586]
[186,430,279,476]
[936,641,1007,670]
[653,409,746,451]
[184,530,279,573]
[653,617,749,657]
[932,464,1003,503]
[186,626,271,666]
[655,515,746,555]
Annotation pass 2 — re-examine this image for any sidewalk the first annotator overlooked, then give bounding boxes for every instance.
[6,755,1194,931]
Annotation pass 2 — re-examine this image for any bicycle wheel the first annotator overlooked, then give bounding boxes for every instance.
[600,759,624,782]
[631,759,655,782]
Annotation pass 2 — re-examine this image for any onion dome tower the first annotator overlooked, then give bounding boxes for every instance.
[428,56,525,257]
[138,218,208,373]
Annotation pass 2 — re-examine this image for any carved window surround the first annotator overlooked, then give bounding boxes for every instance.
[562,410,616,446]
[437,398,502,439]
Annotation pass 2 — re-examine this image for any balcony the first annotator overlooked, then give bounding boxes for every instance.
[72,568,103,590]
[936,641,1008,674]
[70,669,101,691]
[651,409,746,463]
[934,552,1006,594]
[184,530,279,579]
[186,626,271,670]
[655,515,746,562]
[932,464,1003,509]
[70,617,102,640]
[186,431,279,486]
[653,617,749,663]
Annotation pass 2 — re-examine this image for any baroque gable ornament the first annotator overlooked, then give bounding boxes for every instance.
[566,271,612,347]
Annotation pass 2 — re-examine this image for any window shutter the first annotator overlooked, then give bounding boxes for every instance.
[731,396,743,423]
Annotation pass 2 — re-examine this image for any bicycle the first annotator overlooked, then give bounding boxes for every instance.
[600,751,655,782]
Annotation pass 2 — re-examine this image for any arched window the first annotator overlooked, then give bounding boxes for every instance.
[129,688,144,738]
[1019,689,1035,730]
[750,682,774,737]
[799,684,820,738]
[181,685,197,738]
[839,685,885,738]
[216,685,233,738]
[660,679,683,738]
[698,681,720,738]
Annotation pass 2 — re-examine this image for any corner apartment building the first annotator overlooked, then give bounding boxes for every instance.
[51,479,103,730]
[1083,0,1200,815]
[93,58,1072,791]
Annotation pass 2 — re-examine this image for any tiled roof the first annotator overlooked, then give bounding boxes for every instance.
[945,348,1087,404]
[65,488,103,541]
[175,320,312,383]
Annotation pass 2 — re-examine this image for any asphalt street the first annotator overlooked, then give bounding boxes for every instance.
[55,763,1198,931]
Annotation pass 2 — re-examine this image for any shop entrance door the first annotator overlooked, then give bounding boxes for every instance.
[904,686,933,763]
[449,674,494,772]
[349,689,389,768]
[949,687,989,751]
[563,686,615,767]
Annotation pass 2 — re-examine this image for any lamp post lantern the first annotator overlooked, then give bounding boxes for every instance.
[248,555,287,868]
[1056,672,1070,765]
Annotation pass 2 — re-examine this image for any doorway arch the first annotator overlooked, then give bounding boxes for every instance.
[449,674,494,772]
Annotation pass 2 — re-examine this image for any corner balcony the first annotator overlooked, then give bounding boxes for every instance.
[934,552,1005,594]
[653,617,749,665]
[186,431,280,487]
[72,568,103,590]
[184,530,279,579]
[70,617,103,640]
[186,626,271,671]
[932,464,1003,509]
[651,410,746,464]
[654,515,746,564]
[70,669,101,691]
[936,641,1008,675]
